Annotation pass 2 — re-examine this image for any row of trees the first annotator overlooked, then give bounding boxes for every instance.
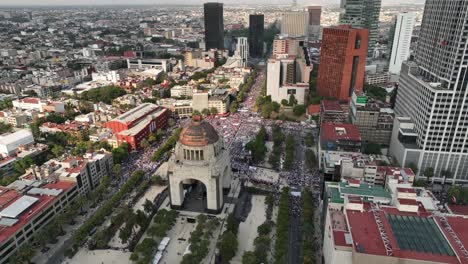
[283,135,295,170]
[304,132,315,148]
[242,220,273,264]
[448,185,468,205]
[151,128,182,162]
[305,149,317,172]
[274,187,290,264]
[269,125,285,169]
[11,194,89,263]
[301,188,316,264]
[72,170,145,251]
[236,68,258,104]
[245,126,267,163]
[130,209,179,263]
[181,214,219,264]
[217,213,239,263]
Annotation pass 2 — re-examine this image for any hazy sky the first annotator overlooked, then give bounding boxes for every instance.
[0,0,424,6]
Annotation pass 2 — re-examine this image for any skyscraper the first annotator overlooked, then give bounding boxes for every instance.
[388,12,416,74]
[308,6,322,40]
[339,0,381,58]
[281,11,309,37]
[204,2,224,50]
[249,14,264,58]
[316,25,368,102]
[390,0,468,183]
[235,37,248,67]
[308,6,321,25]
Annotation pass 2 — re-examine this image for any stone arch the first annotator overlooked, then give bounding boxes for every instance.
[169,175,222,213]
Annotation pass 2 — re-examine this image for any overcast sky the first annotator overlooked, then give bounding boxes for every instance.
[0,0,424,6]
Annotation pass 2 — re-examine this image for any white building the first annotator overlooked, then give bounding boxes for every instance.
[281,11,309,37]
[388,12,415,75]
[391,1,468,183]
[126,59,170,72]
[91,71,120,83]
[0,130,35,157]
[170,85,194,98]
[12,98,65,113]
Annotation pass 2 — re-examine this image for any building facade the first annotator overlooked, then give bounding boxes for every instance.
[167,118,231,214]
[308,6,322,40]
[391,0,468,183]
[204,2,224,50]
[249,14,264,58]
[317,26,368,102]
[281,11,309,37]
[388,12,416,75]
[105,103,169,150]
[339,0,381,58]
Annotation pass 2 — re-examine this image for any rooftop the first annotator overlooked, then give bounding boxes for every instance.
[0,129,33,146]
[114,103,160,124]
[179,118,219,147]
[321,122,361,142]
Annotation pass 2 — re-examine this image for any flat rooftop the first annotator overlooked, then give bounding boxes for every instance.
[114,103,159,124]
[321,122,361,142]
[0,181,76,244]
[346,203,465,263]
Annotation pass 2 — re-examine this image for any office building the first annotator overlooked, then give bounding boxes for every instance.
[308,6,322,40]
[126,58,170,72]
[225,37,249,68]
[0,181,78,264]
[388,12,416,74]
[204,2,224,50]
[317,26,368,102]
[267,36,312,105]
[105,103,168,150]
[350,92,394,145]
[249,14,264,58]
[390,0,468,183]
[339,0,381,58]
[281,11,309,37]
[308,6,321,25]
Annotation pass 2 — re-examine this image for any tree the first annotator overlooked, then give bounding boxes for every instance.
[423,167,434,182]
[210,107,218,115]
[362,142,382,155]
[218,231,238,262]
[168,118,175,127]
[260,103,273,118]
[143,199,153,215]
[112,164,122,180]
[225,213,239,234]
[242,251,257,264]
[140,139,150,150]
[201,108,210,116]
[74,195,87,214]
[281,99,289,106]
[289,94,297,106]
[229,101,238,113]
[441,169,452,179]
[292,105,306,116]
[51,145,65,158]
[408,162,419,174]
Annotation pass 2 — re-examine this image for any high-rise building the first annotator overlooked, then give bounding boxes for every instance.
[203,2,224,50]
[388,12,416,74]
[235,37,248,67]
[308,6,321,25]
[308,6,322,40]
[317,26,368,102]
[267,36,312,105]
[339,0,381,58]
[249,14,264,58]
[281,11,309,37]
[390,0,468,183]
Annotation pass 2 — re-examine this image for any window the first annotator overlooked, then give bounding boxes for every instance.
[200,150,204,160]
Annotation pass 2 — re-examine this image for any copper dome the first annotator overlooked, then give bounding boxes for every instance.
[179,120,219,147]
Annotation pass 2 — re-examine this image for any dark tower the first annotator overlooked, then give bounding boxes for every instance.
[249,14,264,58]
[204,2,224,50]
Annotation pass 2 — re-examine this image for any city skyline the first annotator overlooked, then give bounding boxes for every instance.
[0,0,424,6]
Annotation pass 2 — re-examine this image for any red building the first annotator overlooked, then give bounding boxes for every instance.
[105,103,169,150]
[317,25,368,102]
